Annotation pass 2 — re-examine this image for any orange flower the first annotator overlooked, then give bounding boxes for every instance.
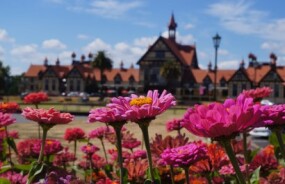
[0,102,19,113]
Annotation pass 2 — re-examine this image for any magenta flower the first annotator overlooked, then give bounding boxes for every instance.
[88,107,128,124]
[88,126,114,139]
[258,104,285,126]
[64,127,85,142]
[108,90,176,122]
[160,142,207,168]
[132,150,147,160]
[0,112,16,127]
[242,87,272,101]
[23,92,48,104]
[22,107,74,127]
[32,139,63,155]
[166,118,183,132]
[182,94,260,138]
[53,147,76,167]
[81,144,99,155]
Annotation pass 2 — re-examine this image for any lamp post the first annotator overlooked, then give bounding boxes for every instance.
[212,33,221,101]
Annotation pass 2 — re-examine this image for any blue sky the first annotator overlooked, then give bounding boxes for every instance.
[0,0,285,75]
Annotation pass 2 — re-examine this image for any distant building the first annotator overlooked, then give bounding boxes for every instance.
[23,53,140,96]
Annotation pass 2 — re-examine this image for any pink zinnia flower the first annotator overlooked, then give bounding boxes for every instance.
[22,107,74,126]
[166,118,183,132]
[53,147,76,166]
[81,144,99,155]
[242,87,272,101]
[88,126,114,139]
[0,112,16,127]
[160,142,207,167]
[32,139,63,155]
[108,90,176,122]
[0,102,20,113]
[122,138,141,150]
[88,107,128,124]
[258,104,285,127]
[23,92,48,104]
[64,127,85,142]
[132,149,147,160]
[182,94,260,138]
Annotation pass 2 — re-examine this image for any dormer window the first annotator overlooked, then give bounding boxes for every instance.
[129,76,135,86]
[114,74,122,84]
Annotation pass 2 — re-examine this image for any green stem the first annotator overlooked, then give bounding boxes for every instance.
[112,123,124,184]
[242,132,250,184]
[221,139,245,184]
[4,126,13,168]
[184,167,189,184]
[275,129,285,161]
[38,127,48,163]
[35,104,41,139]
[170,165,175,184]
[100,138,108,163]
[139,122,155,182]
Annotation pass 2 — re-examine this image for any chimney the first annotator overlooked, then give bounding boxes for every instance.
[240,59,245,69]
[120,61,124,70]
[270,52,277,70]
[56,58,60,66]
[81,54,85,62]
[44,57,48,66]
[208,61,212,71]
[130,63,134,69]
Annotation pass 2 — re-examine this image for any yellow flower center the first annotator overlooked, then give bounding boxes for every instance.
[130,97,152,106]
[46,140,53,145]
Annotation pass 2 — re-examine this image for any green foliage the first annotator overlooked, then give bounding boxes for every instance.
[269,133,285,159]
[27,162,47,184]
[116,167,128,184]
[250,166,261,184]
[0,178,11,184]
[6,137,18,155]
[146,167,161,184]
[104,164,113,180]
[92,51,113,84]
[14,164,31,171]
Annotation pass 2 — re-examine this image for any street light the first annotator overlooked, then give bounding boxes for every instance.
[212,33,221,101]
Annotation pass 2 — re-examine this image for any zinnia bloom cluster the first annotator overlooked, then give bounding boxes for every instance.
[64,127,85,142]
[258,104,285,127]
[182,94,260,138]
[0,102,20,113]
[242,86,272,101]
[88,126,114,139]
[23,92,48,104]
[160,142,207,168]
[53,148,76,166]
[108,90,176,122]
[22,107,74,126]
[32,139,63,155]
[88,107,128,123]
[0,112,16,127]
[81,144,99,155]
[166,118,183,132]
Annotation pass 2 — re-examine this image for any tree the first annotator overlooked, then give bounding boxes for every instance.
[160,60,181,92]
[0,61,10,95]
[91,51,113,96]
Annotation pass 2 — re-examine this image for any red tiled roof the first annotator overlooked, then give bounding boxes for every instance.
[104,68,139,82]
[24,65,46,77]
[191,69,235,84]
[246,65,271,83]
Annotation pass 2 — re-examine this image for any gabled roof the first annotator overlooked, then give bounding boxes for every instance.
[137,36,197,67]
[24,65,46,77]
[277,67,285,82]
[246,65,271,83]
[191,69,235,84]
[104,68,139,82]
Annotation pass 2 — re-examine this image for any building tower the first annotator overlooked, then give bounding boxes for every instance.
[168,13,177,42]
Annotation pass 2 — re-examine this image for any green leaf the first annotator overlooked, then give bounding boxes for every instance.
[0,178,11,184]
[115,167,128,184]
[6,137,18,155]
[146,167,161,184]
[78,138,88,143]
[27,162,46,183]
[249,148,260,162]
[250,166,261,184]
[144,179,153,184]
[104,164,113,179]
[14,164,31,171]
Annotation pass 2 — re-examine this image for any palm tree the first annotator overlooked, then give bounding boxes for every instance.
[0,61,10,95]
[160,60,181,92]
[91,51,113,97]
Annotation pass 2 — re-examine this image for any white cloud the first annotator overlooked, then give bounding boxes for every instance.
[198,51,208,60]
[77,34,89,40]
[184,23,195,30]
[133,36,156,47]
[162,31,195,44]
[114,42,129,52]
[42,39,66,49]
[82,38,111,53]
[58,51,73,65]
[218,49,229,56]
[0,28,15,42]
[70,0,143,19]
[0,46,4,56]
[219,60,239,69]
[11,44,38,56]
[207,1,285,59]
